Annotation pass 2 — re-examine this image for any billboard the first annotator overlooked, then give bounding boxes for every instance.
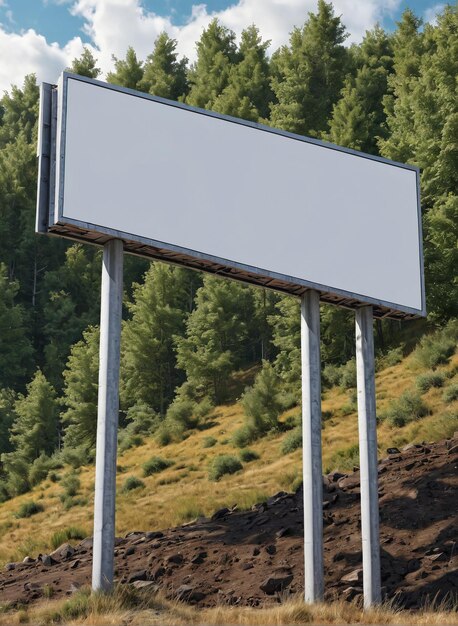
[37,73,425,319]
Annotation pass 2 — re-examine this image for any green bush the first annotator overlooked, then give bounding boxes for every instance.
[375,346,404,371]
[166,398,198,430]
[232,424,257,448]
[340,358,357,389]
[202,436,217,448]
[239,449,260,463]
[50,527,87,550]
[142,456,174,477]
[208,455,243,481]
[443,384,458,403]
[61,472,81,497]
[156,425,172,446]
[242,362,283,437]
[414,322,457,370]
[326,444,360,473]
[60,495,88,511]
[118,433,144,453]
[121,476,146,493]
[385,391,429,427]
[279,392,298,411]
[322,363,342,388]
[28,454,62,487]
[193,397,214,421]
[15,501,44,518]
[416,371,446,393]
[281,427,302,454]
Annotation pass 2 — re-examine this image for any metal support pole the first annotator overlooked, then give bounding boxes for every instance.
[92,239,123,592]
[355,305,381,608]
[301,289,324,602]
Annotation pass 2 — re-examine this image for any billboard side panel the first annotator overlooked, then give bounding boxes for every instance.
[51,74,424,317]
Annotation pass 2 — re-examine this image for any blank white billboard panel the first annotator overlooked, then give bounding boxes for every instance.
[42,74,424,317]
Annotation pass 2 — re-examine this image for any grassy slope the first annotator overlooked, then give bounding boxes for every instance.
[0,351,456,567]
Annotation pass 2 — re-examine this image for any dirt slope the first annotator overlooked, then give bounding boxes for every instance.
[1,437,457,610]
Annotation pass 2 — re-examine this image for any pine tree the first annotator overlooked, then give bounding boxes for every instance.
[140,32,188,100]
[270,0,349,136]
[107,46,144,90]
[327,25,393,153]
[0,388,16,455]
[175,275,256,402]
[0,264,33,389]
[67,48,101,78]
[213,25,272,121]
[186,19,239,109]
[61,326,100,455]
[121,263,196,415]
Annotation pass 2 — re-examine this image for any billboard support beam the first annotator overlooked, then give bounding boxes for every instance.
[301,289,324,602]
[92,238,123,592]
[355,305,382,607]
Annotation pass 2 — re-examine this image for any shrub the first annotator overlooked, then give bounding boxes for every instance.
[385,391,429,427]
[279,391,298,411]
[239,449,260,463]
[28,454,61,487]
[281,427,302,454]
[416,371,446,393]
[202,436,217,448]
[242,362,283,437]
[208,455,243,481]
[121,476,145,493]
[326,444,360,473]
[156,425,172,447]
[60,495,88,511]
[375,346,404,371]
[51,527,87,550]
[340,358,357,389]
[443,384,458,403]
[193,397,214,421]
[61,472,81,497]
[16,501,44,518]
[414,322,457,370]
[166,398,197,430]
[60,445,93,469]
[322,363,342,388]
[142,456,174,477]
[232,424,257,448]
[118,433,144,453]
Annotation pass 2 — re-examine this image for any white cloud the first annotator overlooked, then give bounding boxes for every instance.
[1,0,403,94]
[423,3,445,25]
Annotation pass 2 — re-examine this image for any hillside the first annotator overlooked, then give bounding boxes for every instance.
[0,345,456,569]
[0,436,457,613]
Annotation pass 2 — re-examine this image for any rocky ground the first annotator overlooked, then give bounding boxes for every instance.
[1,437,457,609]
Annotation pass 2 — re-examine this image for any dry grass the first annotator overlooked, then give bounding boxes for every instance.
[0,353,456,568]
[0,588,457,626]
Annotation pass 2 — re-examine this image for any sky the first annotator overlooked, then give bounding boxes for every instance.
[0,0,448,94]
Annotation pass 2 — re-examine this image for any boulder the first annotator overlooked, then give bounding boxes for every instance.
[341,569,363,584]
[175,584,205,602]
[127,570,148,583]
[50,543,75,561]
[260,568,293,594]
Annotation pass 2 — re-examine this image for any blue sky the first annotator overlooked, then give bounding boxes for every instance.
[0,0,448,93]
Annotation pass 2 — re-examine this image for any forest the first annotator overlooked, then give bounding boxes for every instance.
[0,1,456,501]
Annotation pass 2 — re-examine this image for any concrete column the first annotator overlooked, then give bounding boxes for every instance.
[301,289,324,602]
[92,239,123,592]
[355,305,381,608]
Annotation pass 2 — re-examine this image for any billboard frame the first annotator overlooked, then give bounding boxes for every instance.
[37,72,426,320]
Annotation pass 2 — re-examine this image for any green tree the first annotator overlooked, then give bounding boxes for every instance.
[0,388,16,455]
[213,25,272,121]
[270,0,348,136]
[327,25,393,153]
[121,263,196,414]
[186,19,239,109]
[241,361,283,435]
[67,48,101,78]
[107,46,144,90]
[140,32,188,100]
[176,275,256,402]
[61,326,100,455]
[0,264,33,389]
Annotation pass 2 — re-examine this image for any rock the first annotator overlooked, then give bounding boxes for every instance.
[211,507,231,520]
[124,546,136,557]
[387,447,400,454]
[166,553,184,565]
[447,445,458,455]
[260,569,293,594]
[70,559,81,570]
[327,471,346,482]
[275,527,292,538]
[427,552,446,562]
[24,582,41,592]
[22,556,35,564]
[191,551,207,564]
[145,531,164,540]
[132,580,159,591]
[251,502,268,513]
[265,544,276,555]
[127,570,148,583]
[4,562,16,571]
[342,586,360,601]
[40,554,56,567]
[176,584,205,602]
[50,543,75,561]
[341,569,363,584]
[78,537,93,550]
[252,547,260,556]
[242,562,254,570]
[267,491,288,506]
[338,476,360,490]
[150,565,165,580]
[68,582,82,594]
